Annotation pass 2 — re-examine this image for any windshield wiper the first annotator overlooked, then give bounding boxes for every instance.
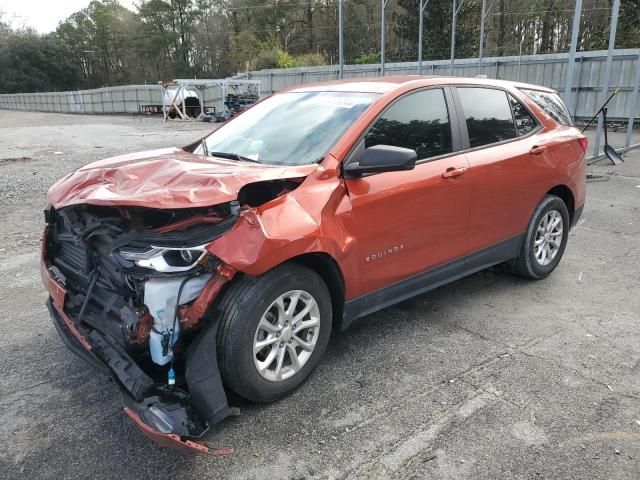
[207,151,261,164]
[200,138,209,157]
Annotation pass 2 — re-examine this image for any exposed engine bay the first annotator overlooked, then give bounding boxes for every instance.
[45,202,238,349]
[42,201,241,443]
[41,143,311,452]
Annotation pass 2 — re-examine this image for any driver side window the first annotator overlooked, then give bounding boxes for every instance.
[364,89,453,160]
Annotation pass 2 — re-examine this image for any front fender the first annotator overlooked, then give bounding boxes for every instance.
[206,174,357,295]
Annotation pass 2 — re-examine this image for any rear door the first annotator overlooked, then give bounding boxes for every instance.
[344,87,471,298]
[453,86,548,260]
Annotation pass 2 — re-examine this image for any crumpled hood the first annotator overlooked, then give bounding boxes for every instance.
[48,148,318,209]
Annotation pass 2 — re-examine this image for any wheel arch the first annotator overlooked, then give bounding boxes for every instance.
[286,252,346,331]
[546,185,575,223]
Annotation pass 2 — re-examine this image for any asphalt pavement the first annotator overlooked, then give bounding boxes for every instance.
[0,111,638,480]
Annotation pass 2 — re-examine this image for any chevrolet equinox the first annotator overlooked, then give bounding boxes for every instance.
[42,76,586,452]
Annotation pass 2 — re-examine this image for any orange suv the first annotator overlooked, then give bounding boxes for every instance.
[42,76,586,452]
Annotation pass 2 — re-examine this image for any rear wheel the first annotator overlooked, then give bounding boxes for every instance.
[215,263,332,403]
[511,194,570,279]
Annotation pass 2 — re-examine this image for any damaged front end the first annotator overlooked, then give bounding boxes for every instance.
[41,201,240,454]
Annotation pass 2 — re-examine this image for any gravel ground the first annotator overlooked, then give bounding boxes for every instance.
[0,110,639,480]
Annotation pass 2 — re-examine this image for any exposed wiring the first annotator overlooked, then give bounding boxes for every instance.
[167,275,192,387]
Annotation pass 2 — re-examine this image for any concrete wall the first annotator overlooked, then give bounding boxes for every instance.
[0,84,228,116]
[1,49,638,121]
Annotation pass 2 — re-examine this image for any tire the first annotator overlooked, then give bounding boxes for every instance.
[511,194,570,279]
[215,263,332,403]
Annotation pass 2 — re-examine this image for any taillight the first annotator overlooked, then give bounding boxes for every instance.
[577,137,588,154]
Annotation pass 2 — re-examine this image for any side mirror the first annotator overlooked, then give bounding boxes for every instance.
[344,144,417,177]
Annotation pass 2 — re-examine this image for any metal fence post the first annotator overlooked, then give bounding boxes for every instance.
[572,55,584,118]
[518,40,523,81]
[450,0,464,75]
[593,0,620,156]
[479,0,486,74]
[450,0,457,75]
[418,0,431,75]
[381,0,389,76]
[479,0,495,75]
[339,0,344,79]
[564,0,582,114]
[625,49,640,149]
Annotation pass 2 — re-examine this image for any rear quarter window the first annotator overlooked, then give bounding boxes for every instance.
[508,94,537,137]
[521,89,573,126]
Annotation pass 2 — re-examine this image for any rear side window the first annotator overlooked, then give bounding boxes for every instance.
[521,89,573,126]
[365,88,452,160]
[508,94,537,136]
[457,88,516,148]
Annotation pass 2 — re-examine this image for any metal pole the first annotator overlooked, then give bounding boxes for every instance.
[518,40,523,81]
[338,0,344,79]
[479,0,486,74]
[593,0,620,156]
[563,0,582,114]
[479,0,495,75]
[625,49,640,149]
[162,84,167,120]
[450,0,457,75]
[450,0,463,75]
[381,0,388,76]
[418,0,424,74]
[418,0,430,75]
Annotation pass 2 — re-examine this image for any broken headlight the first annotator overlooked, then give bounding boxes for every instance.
[118,245,207,273]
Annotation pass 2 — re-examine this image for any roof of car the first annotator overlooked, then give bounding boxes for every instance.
[287,76,556,95]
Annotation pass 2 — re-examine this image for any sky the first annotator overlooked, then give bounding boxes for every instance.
[0,0,137,33]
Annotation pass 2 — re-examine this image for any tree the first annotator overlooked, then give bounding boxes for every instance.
[394,0,479,61]
[56,0,144,87]
[1,0,638,93]
[0,30,82,93]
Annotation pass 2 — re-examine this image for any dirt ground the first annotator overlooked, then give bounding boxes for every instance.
[0,110,639,480]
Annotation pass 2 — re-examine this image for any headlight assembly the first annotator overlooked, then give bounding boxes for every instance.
[118,245,207,272]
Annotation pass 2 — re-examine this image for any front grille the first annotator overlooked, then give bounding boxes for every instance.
[45,212,136,347]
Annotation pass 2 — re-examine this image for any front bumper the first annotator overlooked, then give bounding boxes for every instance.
[43,265,234,455]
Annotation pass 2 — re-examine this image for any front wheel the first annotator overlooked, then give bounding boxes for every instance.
[215,263,332,403]
[511,194,570,279]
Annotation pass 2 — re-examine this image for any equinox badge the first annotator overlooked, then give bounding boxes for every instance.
[366,244,404,262]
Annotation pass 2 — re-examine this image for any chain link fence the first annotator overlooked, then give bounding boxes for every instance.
[248,49,640,123]
[1,48,638,157]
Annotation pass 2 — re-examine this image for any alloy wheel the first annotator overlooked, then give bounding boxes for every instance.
[253,290,321,381]
[534,209,564,266]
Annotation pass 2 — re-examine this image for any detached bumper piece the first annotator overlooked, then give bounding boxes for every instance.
[46,298,234,455]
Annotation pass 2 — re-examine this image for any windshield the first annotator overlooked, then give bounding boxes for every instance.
[201,91,380,166]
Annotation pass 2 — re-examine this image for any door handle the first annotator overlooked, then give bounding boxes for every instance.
[442,167,466,179]
[530,145,546,155]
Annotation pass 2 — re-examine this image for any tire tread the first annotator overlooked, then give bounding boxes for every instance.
[511,194,569,279]
[213,263,331,402]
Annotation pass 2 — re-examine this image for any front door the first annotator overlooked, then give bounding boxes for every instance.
[344,88,471,299]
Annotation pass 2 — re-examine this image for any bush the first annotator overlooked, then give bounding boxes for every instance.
[355,52,381,65]
[297,52,326,66]
[276,50,301,69]
[253,49,327,70]
[254,48,280,70]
